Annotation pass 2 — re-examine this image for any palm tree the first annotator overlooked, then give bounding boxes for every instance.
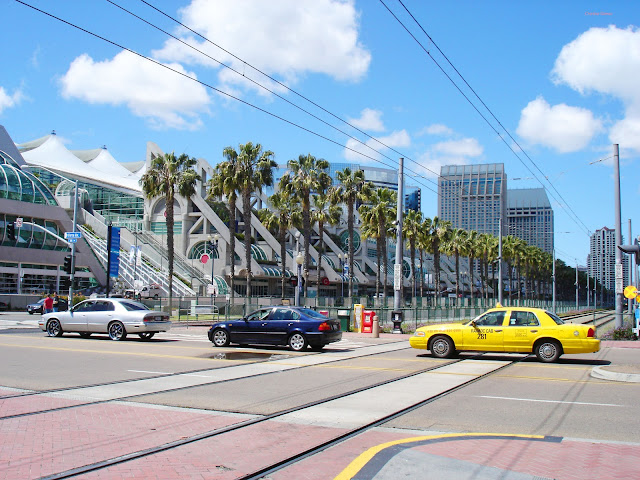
[464,230,479,301]
[332,168,373,298]
[140,152,200,311]
[359,188,396,299]
[257,190,302,296]
[417,217,433,299]
[424,216,451,303]
[208,157,240,302]
[403,209,423,301]
[311,191,341,293]
[280,154,331,297]
[477,233,498,305]
[229,142,276,302]
[442,228,468,302]
[502,235,519,302]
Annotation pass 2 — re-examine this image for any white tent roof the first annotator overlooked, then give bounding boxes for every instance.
[17,134,142,194]
[72,147,142,182]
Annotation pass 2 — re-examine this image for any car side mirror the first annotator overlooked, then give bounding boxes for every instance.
[471,320,477,327]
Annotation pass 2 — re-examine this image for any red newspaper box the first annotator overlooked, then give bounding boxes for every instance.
[361,310,375,333]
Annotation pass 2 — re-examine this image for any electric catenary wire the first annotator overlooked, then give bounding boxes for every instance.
[381,0,592,237]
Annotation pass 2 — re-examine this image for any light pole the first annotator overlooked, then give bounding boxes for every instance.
[338,253,344,299]
[208,234,220,308]
[295,232,302,306]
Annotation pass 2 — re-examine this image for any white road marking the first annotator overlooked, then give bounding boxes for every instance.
[476,395,624,407]
[128,370,173,375]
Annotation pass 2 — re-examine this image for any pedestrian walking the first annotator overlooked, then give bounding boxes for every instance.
[43,294,54,314]
[52,292,59,312]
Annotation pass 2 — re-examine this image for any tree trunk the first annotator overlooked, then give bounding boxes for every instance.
[165,190,175,313]
[243,191,252,303]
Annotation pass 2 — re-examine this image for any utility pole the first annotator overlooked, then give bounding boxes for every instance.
[575,261,579,310]
[392,157,404,333]
[498,217,503,305]
[628,219,633,314]
[68,180,78,304]
[552,249,556,312]
[614,144,623,328]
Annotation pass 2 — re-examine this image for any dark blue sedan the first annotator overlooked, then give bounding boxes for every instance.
[208,306,342,351]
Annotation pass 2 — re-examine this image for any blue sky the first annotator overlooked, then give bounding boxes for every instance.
[1,0,639,266]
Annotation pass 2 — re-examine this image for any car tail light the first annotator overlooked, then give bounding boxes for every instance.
[587,327,595,338]
[318,322,331,331]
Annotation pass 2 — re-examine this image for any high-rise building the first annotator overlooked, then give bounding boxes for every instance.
[507,188,554,254]
[405,187,421,213]
[588,227,628,291]
[437,163,506,237]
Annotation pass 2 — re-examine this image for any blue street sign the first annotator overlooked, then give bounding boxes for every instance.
[67,238,77,243]
[64,231,82,239]
[109,227,121,277]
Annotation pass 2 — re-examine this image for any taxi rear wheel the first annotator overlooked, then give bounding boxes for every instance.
[430,335,455,358]
[535,340,561,363]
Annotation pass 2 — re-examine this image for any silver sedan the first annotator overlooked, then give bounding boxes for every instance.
[39,298,171,341]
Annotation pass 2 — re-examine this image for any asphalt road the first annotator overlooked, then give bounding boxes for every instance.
[0,313,637,442]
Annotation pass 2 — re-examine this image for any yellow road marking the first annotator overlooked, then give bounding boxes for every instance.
[0,342,221,361]
[334,433,547,480]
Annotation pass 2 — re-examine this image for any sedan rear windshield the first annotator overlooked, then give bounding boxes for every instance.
[301,308,330,319]
[545,311,565,325]
[120,301,149,311]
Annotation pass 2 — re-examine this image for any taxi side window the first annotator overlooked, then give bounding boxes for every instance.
[475,311,505,326]
[508,311,539,326]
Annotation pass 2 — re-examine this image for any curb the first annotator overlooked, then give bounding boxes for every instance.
[590,366,640,383]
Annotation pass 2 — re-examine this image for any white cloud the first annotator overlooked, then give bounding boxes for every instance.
[153,0,371,94]
[344,129,410,162]
[414,137,483,179]
[59,51,211,130]
[551,25,640,153]
[0,86,24,114]
[610,114,640,152]
[348,108,385,132]
[516,97,602,153]
[433,137,483,157]
[419,124,454,137]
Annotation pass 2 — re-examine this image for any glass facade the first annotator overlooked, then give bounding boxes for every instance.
[27,167,143,227]
[0,151,57,205]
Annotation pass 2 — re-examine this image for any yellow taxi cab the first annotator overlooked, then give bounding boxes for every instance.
[409,304,600,362]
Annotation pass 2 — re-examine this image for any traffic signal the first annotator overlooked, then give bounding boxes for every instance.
[63,255,73,274]
[61,277,71,289]
[7,222,16,241]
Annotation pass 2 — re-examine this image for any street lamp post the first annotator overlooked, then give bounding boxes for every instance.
[208,234,220,310]
[338,253,344,299]
[294,232,302,306]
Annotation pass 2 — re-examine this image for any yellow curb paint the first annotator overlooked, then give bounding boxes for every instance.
[334,433,546,480]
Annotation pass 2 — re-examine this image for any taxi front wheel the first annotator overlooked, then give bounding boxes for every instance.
[430,336,455,358]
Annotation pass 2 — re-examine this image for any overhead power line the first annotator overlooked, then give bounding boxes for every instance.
[382,0,592,237]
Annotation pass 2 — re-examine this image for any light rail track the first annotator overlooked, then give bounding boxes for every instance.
[35,352,527,480]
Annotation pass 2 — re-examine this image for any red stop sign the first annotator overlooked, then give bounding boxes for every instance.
[200,253,210,264]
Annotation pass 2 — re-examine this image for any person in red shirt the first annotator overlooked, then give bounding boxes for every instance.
[43,294,54,314]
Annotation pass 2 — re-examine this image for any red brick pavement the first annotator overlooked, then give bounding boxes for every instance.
[0,401,249,480]
[271,430,640,480]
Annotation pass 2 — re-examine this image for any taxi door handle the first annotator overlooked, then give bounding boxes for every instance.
[530,329,538,333]
[494,329,502,332]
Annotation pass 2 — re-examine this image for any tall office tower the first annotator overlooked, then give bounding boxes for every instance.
[507,188,554,254]
[588,227,628,291]
[437,163,507,237]
[405,186,421,213]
